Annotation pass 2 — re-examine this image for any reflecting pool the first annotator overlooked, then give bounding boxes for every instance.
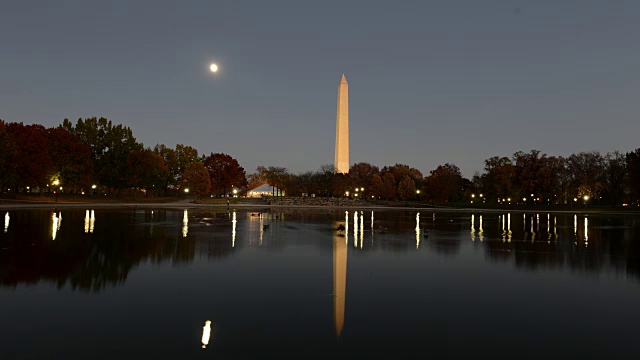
[1,208,640,358]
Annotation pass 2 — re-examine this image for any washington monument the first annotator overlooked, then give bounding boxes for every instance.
[334,74,349,173]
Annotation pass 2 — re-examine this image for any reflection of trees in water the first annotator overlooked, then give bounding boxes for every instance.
[0,210,202,292]
[2,209,639,291]
[481,214,640,280]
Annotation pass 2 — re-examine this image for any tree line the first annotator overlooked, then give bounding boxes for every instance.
[247,151,640,206]
[0,117,247,198]
[1,117,639,205]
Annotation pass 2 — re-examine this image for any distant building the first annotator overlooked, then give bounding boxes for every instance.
[247,183,285,197]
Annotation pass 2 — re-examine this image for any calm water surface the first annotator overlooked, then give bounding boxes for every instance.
[1,208,640,359]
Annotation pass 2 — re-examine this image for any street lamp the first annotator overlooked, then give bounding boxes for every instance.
[360,187,364,192]
[416,190,420,194]
[184,188,190,193]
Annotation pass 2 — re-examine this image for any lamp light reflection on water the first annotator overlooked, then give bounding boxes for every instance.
[52,212,61,240]
[584,216,588,246]
[4,212,8,233]
[201,320,211,348]
[232,212,237,247]
[416,212,420,249]
[360,211,364,249]
[353,211,358,248]
[345,211,349,245]
[84,210,95,233]
[259,215,264,246]
[182,210,188,238]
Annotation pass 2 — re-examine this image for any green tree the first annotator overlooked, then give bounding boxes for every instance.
[62,117,142,193]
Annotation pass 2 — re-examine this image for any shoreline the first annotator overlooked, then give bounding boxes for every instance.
[1,200,639,215]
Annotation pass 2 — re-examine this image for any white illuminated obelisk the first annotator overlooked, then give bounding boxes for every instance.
[334,74,349,173]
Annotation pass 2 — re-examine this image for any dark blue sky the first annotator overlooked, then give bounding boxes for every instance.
[1,0,639,177]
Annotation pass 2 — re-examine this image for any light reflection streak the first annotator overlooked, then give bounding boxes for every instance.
[51,212,60,240]
[371,211,374,231]
[232,211,237,247]
[182,209,188,238]
[416,212,421,249]
[259,215,264,246]
[574,214,578,245]
[4,212,9,233]
[345,211,349,245]
[333,220,347,337]
[507,213,512,242]
[84,210,95,233]
[359,211,363,249]
[202,320,211,348]
[531,217,535,242]
[353,211,359,248]
[584,216,588,246]
[479,215,484,241]
[470,214,475,241]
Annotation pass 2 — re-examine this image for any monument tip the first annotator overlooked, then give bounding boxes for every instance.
[341,73,347,82]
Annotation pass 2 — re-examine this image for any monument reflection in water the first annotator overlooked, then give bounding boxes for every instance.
[1,208,640,358]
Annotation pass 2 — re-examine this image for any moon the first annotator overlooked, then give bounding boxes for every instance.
[209,63,218,73]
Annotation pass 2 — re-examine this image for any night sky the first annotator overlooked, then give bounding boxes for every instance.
[1,0,639,178]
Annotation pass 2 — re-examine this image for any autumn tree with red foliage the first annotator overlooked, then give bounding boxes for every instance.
[202,153,247,196]
[6,123,53,194]
[424,163,463,203]
[47,127,94,193]
[0,120,17,190]
[182,162,211,200]
[125,150,168,196]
